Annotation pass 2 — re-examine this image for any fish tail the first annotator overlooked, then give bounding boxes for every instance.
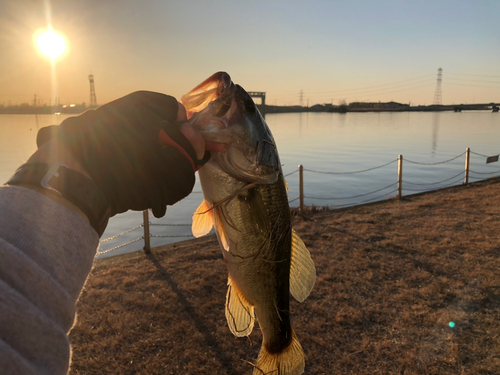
[252,329,305,375]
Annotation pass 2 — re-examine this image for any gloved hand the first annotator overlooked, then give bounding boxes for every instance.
[37,91,210,218]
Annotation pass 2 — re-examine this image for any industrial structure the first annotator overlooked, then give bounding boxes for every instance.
[433,68,443,105]
[88,74,97,107]
[248,91,266,106]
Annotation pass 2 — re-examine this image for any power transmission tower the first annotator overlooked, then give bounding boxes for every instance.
[88,74,97,107]
[299,90,303,107]
[433,68,443,105]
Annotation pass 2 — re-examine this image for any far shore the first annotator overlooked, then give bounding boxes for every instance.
[1,102,498,115]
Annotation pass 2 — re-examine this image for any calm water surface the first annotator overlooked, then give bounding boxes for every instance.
[1,111,499,257]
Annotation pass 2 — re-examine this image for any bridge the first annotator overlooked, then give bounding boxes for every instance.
[248,92,266,106]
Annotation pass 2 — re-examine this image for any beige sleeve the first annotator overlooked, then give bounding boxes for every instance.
[0,186,99,375]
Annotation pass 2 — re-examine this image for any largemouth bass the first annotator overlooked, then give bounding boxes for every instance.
[182,72,316,375]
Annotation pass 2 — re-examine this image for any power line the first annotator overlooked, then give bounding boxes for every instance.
[304,82,434,102]
[302,73,435,95]
[270,73,434,99]
[446,82,500,89]
[448,73,500,79]
[447,77,500,85]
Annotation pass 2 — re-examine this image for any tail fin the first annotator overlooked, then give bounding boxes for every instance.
[253,330,305,375]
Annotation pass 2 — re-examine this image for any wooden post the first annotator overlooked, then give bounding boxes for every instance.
[299,165,304,213]
[464,147,470,185]
[143,209,151,254]
[398,155,403,199]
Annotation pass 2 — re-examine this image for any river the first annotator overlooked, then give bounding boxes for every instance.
[1,111,498,258]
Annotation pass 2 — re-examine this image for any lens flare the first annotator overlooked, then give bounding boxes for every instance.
[35,29,66,60]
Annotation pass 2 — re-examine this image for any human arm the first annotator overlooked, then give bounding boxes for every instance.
[0,92,221,374]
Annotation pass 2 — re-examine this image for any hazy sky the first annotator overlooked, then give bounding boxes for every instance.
[1,0,499,107]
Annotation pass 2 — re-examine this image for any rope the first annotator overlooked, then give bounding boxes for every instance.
[96,236,143,256]
[469,169,500,175]
[303,159,397,175]
[404,152,466,165]
[149,223,191,227]
[331,189,399,209]
[150,234,194,238]
[402,177,465,191]
[99,224,143,243]
[304,182,398,200]
[284,169,298,177]
[288,196,300,203]
[402,170,465,186]
[470,150,493,158]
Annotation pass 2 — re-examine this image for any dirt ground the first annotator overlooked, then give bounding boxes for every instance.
[69,178,500,375]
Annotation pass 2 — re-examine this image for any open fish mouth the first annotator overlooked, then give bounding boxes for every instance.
[183,73,281,184]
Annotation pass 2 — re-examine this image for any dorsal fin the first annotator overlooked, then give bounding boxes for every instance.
[290,229,316,302]
[225,277,255,337]
[192,199,214,237]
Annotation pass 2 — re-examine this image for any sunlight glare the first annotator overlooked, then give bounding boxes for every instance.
[35,29,66,60]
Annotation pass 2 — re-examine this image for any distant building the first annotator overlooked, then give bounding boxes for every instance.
[375,101,410,109]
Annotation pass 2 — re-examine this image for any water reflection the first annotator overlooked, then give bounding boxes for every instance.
[431,112,440,156]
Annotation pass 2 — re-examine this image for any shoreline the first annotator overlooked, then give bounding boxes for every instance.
[1,103,498,115]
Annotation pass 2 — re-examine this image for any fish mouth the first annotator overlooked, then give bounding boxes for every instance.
[210,88,280,184]
[183,72,281,184]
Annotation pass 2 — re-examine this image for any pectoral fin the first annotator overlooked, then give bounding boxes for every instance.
[290,229,316,302]
[225,278,255,337]
[192,200,214,237]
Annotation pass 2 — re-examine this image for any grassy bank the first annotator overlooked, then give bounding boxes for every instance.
[69,178,500,374]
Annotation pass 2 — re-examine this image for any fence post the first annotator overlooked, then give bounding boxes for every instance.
[398,155,403,198]
[464,148,470,185]
[299,165,304,213]
[143,210,151,254]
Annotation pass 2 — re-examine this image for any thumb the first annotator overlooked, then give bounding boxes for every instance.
[37,125,61,148]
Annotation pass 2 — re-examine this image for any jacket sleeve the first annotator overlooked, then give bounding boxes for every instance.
[0,186,99,375]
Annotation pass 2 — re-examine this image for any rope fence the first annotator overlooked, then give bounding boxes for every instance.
[304,181,398,200]
[98,147,499,258]
[303,159,397,175]
[404,152,466,165]
[402,170,465,186]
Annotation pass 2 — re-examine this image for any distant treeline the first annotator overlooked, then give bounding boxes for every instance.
[0,101,497,115]
[258,101,498,114]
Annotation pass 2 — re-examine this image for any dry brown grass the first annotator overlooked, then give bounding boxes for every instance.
[69,178,500,374]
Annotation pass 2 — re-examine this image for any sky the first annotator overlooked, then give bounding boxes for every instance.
[0,0,499,107]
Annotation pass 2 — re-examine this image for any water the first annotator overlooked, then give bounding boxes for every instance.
[1,111,499,258]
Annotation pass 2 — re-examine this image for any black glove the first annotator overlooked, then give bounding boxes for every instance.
[37,91,210,218]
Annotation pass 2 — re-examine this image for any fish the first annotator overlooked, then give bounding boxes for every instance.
[181,72,316,375]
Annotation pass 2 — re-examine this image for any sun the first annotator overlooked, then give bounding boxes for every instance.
[35,28,66,60]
